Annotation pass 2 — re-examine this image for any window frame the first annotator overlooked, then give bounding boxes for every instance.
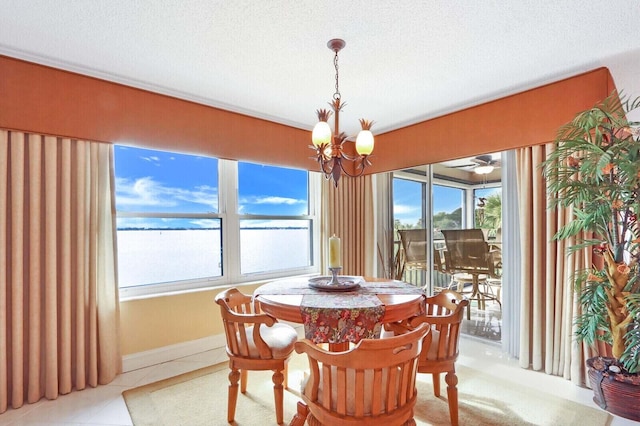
[116,148,320,299]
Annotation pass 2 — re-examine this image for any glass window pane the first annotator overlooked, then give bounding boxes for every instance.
[393,178,423,228]
[238,162,308,215]
[114,146,218,214]
[474,187,502,238]
[116,218,222,287]
[240,220,311,274]
[433,185,463,238]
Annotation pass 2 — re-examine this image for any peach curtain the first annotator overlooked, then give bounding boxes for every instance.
[515,144,593,384]
[321,175,375,277]
[0,130,121,413]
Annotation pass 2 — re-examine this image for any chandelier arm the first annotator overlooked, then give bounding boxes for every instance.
[338,156,368,178]
[318,153,335,176]
[321,160,334,176]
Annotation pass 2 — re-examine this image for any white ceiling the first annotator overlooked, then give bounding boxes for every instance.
[1,0,640,138]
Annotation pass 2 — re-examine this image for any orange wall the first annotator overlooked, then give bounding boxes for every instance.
[371,68,616,173]
[0,55,615,174]
[0,55,311,169]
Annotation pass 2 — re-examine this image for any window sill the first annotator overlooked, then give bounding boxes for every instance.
[119,272,320,302]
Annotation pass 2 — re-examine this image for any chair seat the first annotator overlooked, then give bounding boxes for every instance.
[245,323,298,359]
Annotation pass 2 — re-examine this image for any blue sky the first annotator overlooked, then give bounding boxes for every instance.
[393,178,465,227]
[114,145,308,229]
[393,177,501,227]
[115,145,498,230]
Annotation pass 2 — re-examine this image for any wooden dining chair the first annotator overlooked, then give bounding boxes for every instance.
[215,287,298,424]
[384,290,469,426]
[289,322,430,426]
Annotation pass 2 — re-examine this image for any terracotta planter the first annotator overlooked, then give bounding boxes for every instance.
[587,357,640,422]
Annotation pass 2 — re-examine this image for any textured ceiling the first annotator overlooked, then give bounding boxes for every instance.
[1,0,640,138]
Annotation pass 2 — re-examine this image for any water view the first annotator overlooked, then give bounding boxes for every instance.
[117,228,311,287]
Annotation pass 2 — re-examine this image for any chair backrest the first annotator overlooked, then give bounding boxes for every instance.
[409,290,469,366]
[433,244,449,273]
[296,323,430,426]
[398,229,428,269]
[442,229,492,273]
[215,287,276,360]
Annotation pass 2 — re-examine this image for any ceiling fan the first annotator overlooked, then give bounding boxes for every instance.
[452,154,501,174]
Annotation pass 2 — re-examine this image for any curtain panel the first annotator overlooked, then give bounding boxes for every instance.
[515,144,595,385]
[323,175,375,277]
[0,130,121,413]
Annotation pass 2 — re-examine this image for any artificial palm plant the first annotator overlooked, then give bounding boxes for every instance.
[542,91,640,374]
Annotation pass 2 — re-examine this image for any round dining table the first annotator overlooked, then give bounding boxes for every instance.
[254,276,426,351]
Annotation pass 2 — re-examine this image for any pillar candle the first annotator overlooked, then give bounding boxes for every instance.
[329,234,341,268]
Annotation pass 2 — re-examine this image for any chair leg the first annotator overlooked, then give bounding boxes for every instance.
[228,368,241,423]
[445,370,460,426]
[240,369,248,393]
[272,368,285,424]
[284,363,289,390]
[432,372,441,397]
[289,401,309,426]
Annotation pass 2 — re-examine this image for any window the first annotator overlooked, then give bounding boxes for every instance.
[237,162,313,274]
[433,184,464,237]
[393,177,424,229]
[114,146,319,297]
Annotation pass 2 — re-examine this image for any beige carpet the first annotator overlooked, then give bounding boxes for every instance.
[123,353,612,426]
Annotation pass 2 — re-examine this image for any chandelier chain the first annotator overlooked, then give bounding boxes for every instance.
[333,50,340,101]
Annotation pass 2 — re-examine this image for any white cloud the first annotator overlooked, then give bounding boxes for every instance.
[242,196,305,205]
[393,204,418,215]
[140,155,161,166]
[115,176,218,209]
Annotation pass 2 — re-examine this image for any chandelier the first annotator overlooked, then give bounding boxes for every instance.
[310,39,374,186]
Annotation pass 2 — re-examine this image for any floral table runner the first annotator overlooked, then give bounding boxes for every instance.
[301,293,384,344]
[255,278,425,345]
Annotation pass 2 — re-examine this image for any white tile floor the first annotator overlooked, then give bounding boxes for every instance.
[0,337,637,425]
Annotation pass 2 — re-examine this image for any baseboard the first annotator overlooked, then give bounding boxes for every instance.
[122,333,227,372]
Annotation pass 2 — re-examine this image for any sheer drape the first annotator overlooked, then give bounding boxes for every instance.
[321,175,375,277]
[0,130,121,413]
[515,144,593,384]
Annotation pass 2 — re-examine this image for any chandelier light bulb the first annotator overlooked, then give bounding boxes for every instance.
[312,121,332,147]
[355,130,374,155]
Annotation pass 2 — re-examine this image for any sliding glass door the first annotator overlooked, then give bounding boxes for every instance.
[391,153,505,343]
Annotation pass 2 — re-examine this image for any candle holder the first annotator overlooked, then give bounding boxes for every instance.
[308,270,361,291]
[328,267,342,285]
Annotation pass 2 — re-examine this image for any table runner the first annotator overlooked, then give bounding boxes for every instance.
[255,278,425,345]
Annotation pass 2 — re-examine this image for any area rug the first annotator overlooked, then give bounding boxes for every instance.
[123,353,612,426]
